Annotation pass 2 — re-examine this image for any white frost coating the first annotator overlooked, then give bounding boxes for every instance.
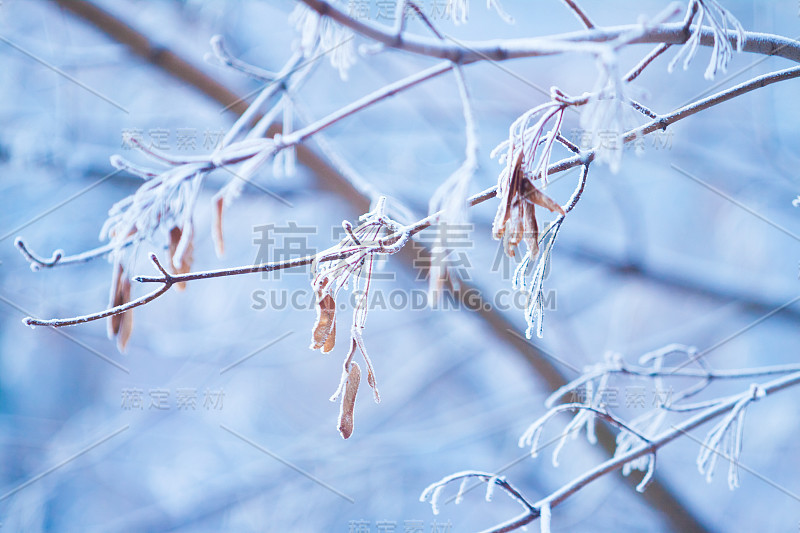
[579,47,638,174]
[552,432,569,468]
[455,477,468,505]
[604,350,624,370]
[638,343,695,365]
[519,413,552,457]
[636,454,656,493]
[585,408,598,445]
[429,484,444,515]
[485,476,498,502]
[290,2,356,80]
[420,471,500,515]
[668,0,746,80]
[545,370,601,409]
[487,0,514,24]
[696,387,757,489]
[539,502,551,533]
[446,0,468,24]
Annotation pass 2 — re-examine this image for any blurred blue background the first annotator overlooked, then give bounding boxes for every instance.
[0,1,798,531]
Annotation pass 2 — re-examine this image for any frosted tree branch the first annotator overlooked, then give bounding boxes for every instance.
[22,59,800,328]
[297,0,800,63]
[21,1,800,527]
[425,360,800,532]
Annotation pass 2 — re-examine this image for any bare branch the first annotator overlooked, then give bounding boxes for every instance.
[15,238,131,271]
[559,0,595,29]
[626,42,672,82]
[24,256,173,328]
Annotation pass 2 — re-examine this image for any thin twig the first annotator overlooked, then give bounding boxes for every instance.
[626,42,671,82]
[15,238,133,270]
[536,403,651,445]
[24,254,172,328]
[207,35,278,81]
[280,61,454,147]
[548,65,800,175]
[621,363,800,380]
[560,0,595,29]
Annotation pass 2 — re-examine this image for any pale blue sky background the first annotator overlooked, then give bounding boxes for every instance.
[0,1,798,531]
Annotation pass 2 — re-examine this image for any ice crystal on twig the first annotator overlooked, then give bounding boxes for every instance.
[428,65,478,299]
[445,0,468,24]
[420,471,535,518]
[669,0,746,80]
[580,49,644,173]
[291,2,356,80]
[446,0,513,25]
[697,384,763,489]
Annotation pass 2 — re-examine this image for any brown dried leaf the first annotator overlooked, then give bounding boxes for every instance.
[323,319,336,353]
[168,227,181,266]
[108,264,130,336]
[522,202,540,258]
[493,150,564,258]
[492,151,523,242]
[337,361,361,439]
[310,293,336,351]
[108,263,134,351]
[522,179,566,216]
[117,310,134,353]
[212,195,225,257]
[168,226,194,291]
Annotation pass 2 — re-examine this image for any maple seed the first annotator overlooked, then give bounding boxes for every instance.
[311,293,337,352]
[323,320,336,353]
[338,361,361,439]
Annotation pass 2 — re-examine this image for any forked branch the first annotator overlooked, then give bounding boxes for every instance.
[22,61,800,329]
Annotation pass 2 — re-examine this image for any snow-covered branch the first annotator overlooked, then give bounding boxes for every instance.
[424,345,800,532]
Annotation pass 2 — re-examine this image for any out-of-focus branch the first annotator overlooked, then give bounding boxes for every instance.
[50,0,252,115]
